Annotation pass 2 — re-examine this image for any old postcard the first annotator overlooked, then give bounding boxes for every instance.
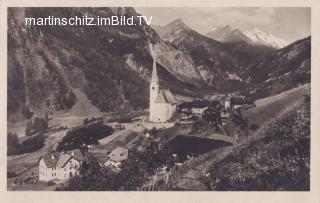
[1,0,319,203]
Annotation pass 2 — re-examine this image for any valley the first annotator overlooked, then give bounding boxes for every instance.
[7,7,311,191]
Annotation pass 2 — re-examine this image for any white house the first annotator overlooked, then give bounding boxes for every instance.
[224,97,231,109]
[39,149,85,182]
[220,111,230,119]
[104,146,129,171]
[149,57,177,123]
[191,107,208,115]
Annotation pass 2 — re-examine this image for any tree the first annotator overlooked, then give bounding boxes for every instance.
[202,107,220,124]
[7,132,20,155]
[33,116,48,133]
[22,105,33,119]
[25,120,33,136]
[62,157,117,191]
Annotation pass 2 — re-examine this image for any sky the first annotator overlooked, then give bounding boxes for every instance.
[135,7,311,44]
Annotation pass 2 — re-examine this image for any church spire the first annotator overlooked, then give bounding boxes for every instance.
[151,57,159,83]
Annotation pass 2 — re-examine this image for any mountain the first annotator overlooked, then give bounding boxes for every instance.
[157,19,251,91]
[206,25,252,44]
[8,9,310,121]
[240,36,311,100]
[8,8,210,119]
[243,27,288,49]
[206,25,287,49]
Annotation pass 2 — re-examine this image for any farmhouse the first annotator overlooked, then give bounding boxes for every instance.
[220,110,230,119]
[191,107,208,115]
[224,96,232,109]
[104,146,129,171]
[149,57,177,122]
[38,149,86,182]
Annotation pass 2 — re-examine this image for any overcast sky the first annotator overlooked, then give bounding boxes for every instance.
[135,7,310,44]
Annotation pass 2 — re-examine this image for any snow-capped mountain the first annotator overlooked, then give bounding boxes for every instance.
[206,25,252,44]
[243,27,288,49]
[206,26,288,49]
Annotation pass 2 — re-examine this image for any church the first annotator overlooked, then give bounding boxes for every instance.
[149,57,177,123]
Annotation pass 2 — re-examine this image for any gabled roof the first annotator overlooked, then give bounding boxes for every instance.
[40,149,85,168]
[41,152,60,168]
[69,149,86,162]
[108,146,128,162]
[56,153,72,168]
[155,89,176,104]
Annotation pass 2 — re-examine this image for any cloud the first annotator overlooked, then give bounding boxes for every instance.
[210,8,275,30]
[135,7,310,43]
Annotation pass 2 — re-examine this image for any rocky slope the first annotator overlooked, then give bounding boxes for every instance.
[157,19,251,91]
[8,8,311,120]
[7,8,210,119]
[241,36,311,100]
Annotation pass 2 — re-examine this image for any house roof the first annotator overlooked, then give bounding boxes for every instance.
[56,153,73,168]
[108,146,128,162]
[41,149,85,168]
[41,152,60,168]
[155,89,176,104]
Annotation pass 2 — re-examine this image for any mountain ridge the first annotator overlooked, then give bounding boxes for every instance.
[8,8,311,120]
[205,25,288,49]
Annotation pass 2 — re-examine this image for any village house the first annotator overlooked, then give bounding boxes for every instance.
[224,96,232,109]
[191,106,208,115]
[220,110,230,119]
[104,146,129,171]
[38,149,86,182]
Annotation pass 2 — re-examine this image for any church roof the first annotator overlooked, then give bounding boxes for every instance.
[151,57,159,82]
[155,89,176,104]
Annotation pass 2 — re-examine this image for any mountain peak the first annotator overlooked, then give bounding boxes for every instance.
[206,25,252,44]
[206,25,287,49]
[252,27,265,34]
[243,27,288,49]
[170,18,190,30]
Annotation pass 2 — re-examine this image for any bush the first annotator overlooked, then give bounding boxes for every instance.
[7,132,45,155]
[7,171,18,178]
[20,134,45,153]
[47,181,55,186]
[25,116,48,136]
[22,105,33,119]
[7,132,20,155]
[61,90,77,109]
[250,123,259,131]
[57,122,113,151]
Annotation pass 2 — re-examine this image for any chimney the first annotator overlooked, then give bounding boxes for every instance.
[51,154,55,159]
[71,151,75,156]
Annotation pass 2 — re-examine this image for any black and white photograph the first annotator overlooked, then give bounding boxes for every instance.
[6,7,311,191]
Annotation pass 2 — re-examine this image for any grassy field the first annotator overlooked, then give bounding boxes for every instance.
[244,84,309,126]
[173,84,310,190]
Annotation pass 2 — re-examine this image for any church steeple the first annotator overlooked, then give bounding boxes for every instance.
[151,57,159,83]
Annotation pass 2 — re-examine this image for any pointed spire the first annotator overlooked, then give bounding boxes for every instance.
[151,57,159,82]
